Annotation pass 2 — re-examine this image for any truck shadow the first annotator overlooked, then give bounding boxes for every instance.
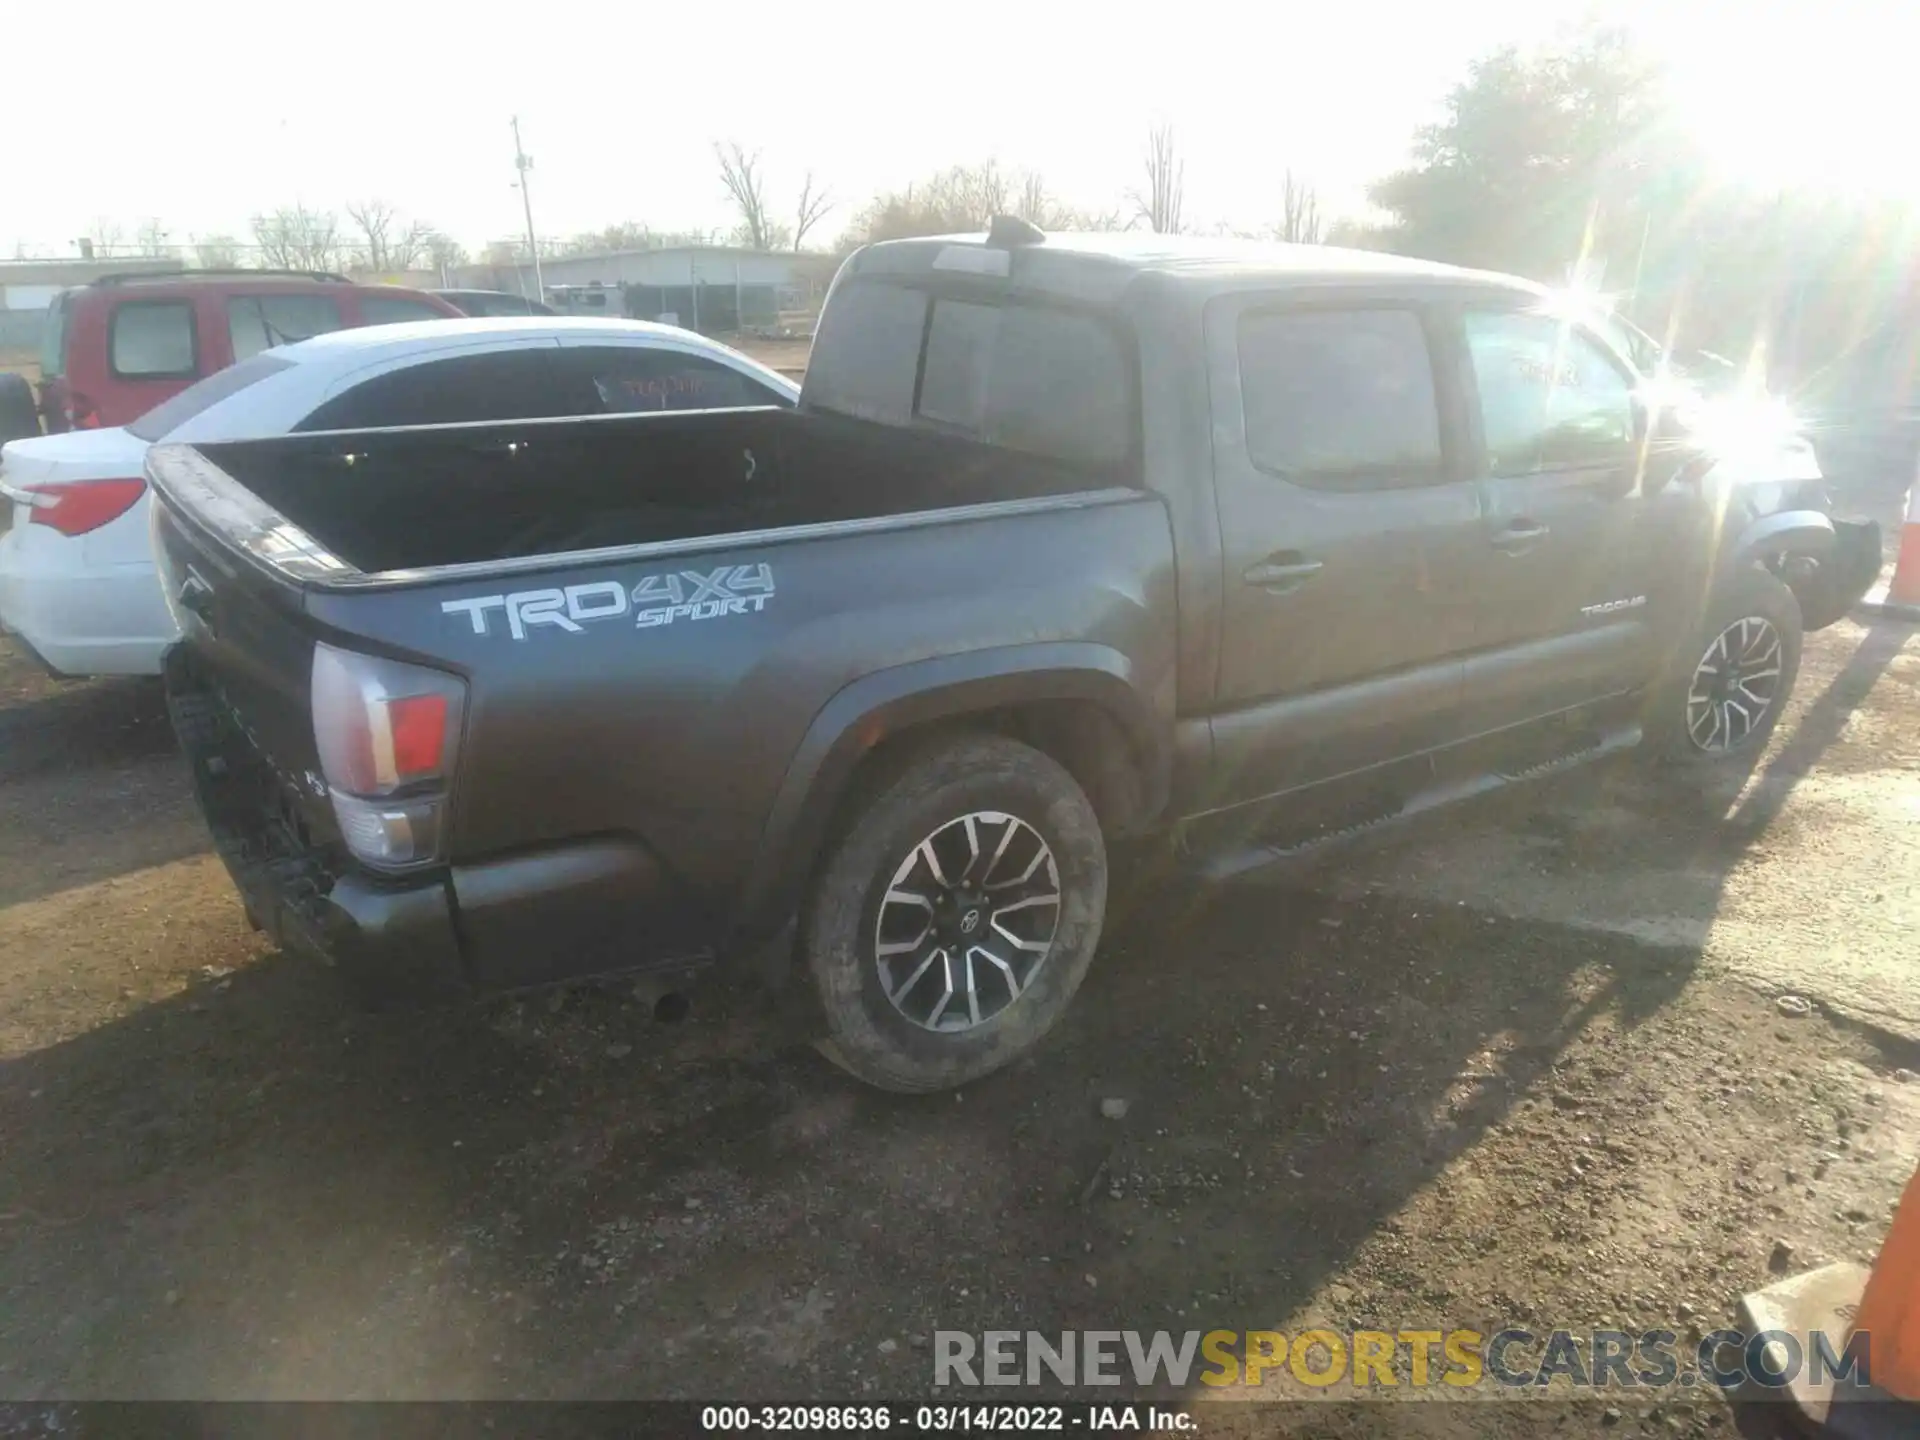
[0,645,212,908]
[0,659,175,784]
[0,868,1704,1400]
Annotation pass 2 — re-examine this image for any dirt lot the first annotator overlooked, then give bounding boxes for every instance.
[0,529,1914,1433]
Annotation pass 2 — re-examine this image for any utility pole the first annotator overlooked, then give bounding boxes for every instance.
[511,116,544,303]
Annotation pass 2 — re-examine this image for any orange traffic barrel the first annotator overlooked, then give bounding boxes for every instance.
[1853,1166,1920,1400]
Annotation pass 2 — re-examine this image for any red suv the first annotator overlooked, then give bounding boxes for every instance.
[36,270,463,433]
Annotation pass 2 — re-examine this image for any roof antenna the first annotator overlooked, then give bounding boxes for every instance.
[986,215,1046,248]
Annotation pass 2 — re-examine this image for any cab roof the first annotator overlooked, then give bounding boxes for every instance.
[841,228,1542,307]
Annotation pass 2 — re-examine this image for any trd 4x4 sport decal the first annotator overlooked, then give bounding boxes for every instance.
[441,564,775,640]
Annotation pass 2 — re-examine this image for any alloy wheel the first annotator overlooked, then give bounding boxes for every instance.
[1686,615,1784,753]
[872,810,1062,1032]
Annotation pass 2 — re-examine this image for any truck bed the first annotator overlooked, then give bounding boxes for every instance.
[195,406,1111,576]
[146,407,1179,996]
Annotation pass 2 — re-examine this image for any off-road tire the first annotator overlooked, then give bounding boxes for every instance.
[1646,565,1802,767]
[803,733,1107,1093]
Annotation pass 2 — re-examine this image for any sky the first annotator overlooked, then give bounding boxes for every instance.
[5,0,1914,259]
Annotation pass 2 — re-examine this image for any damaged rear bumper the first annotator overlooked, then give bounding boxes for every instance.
[163,644,470,1004]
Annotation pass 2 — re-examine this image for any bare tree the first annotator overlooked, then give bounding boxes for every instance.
[716,142,775,250]
[1009,171,1118,231]
[1015,171,1052,225]
[251,206,345,271]
[193,235,242,268]
[1276,171,1325,245]
[346,199,432,271]
[794,172,835,251]
[133,219,171,257]
[425,232,469,278]
[842,161,1037,246]
[1132,125,1185,234]
[84,220,126,257]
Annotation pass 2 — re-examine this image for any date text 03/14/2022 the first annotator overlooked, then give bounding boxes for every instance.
[699,1404,1195,1432]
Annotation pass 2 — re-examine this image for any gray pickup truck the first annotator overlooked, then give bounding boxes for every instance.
[150,222,1882,1092]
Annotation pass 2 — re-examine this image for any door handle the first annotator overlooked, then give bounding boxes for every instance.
[1490,521,1550,552]
[1242,556,1324,592]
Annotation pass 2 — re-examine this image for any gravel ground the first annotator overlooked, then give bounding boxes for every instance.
[0,574,1914,1435]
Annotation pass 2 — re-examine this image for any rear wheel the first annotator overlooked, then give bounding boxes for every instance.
[1647,566,1802,766]
[803,734,1107,1093]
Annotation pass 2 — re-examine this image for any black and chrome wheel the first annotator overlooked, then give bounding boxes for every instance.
[874,811,1062,1032]
[1684,615,1786,753]
[1649,566,1802,766]
[804,734,1107,1092]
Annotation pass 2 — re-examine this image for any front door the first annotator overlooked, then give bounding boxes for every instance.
[1453,306,1701,735]
[1201,293,1486,811]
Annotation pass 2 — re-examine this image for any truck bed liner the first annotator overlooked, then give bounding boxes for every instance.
[176,406,1123,577]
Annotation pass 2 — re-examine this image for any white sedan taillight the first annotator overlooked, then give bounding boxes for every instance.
[310,642,466,869]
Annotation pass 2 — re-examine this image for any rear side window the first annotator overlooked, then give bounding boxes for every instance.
[567,346,788,413]
[1238,308,1444,486]
[297,348,582,431]
[356,295,448,327]
[127,353,295,440]
[228,294,344,361]
[39,292,71,378]
[110,301,197,379]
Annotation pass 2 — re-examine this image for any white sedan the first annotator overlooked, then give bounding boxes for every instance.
[0,318,799,676]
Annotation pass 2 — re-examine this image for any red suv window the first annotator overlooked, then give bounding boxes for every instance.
[227,294,344,361]
[109,301,198,379]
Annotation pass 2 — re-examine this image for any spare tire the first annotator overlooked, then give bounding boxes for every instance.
[0,373,41,446]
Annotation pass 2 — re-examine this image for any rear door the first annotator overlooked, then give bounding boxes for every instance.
[1454,304,1700,731]
[1203,291,1485,806]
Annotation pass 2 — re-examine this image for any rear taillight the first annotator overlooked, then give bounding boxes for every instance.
[25,478,146,536]
[311,642,466,870]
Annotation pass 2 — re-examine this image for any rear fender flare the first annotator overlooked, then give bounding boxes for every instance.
[728,642,1168,954]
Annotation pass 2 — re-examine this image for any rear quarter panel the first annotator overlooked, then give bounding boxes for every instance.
[306,493,1178,933]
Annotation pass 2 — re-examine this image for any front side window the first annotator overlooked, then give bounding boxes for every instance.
[1465,311,1636,476]
[1238,308,1444,485]
[228,294,345,361]
[109,301,197,379]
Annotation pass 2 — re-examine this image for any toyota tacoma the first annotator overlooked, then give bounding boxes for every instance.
[149,221,1883,1092]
